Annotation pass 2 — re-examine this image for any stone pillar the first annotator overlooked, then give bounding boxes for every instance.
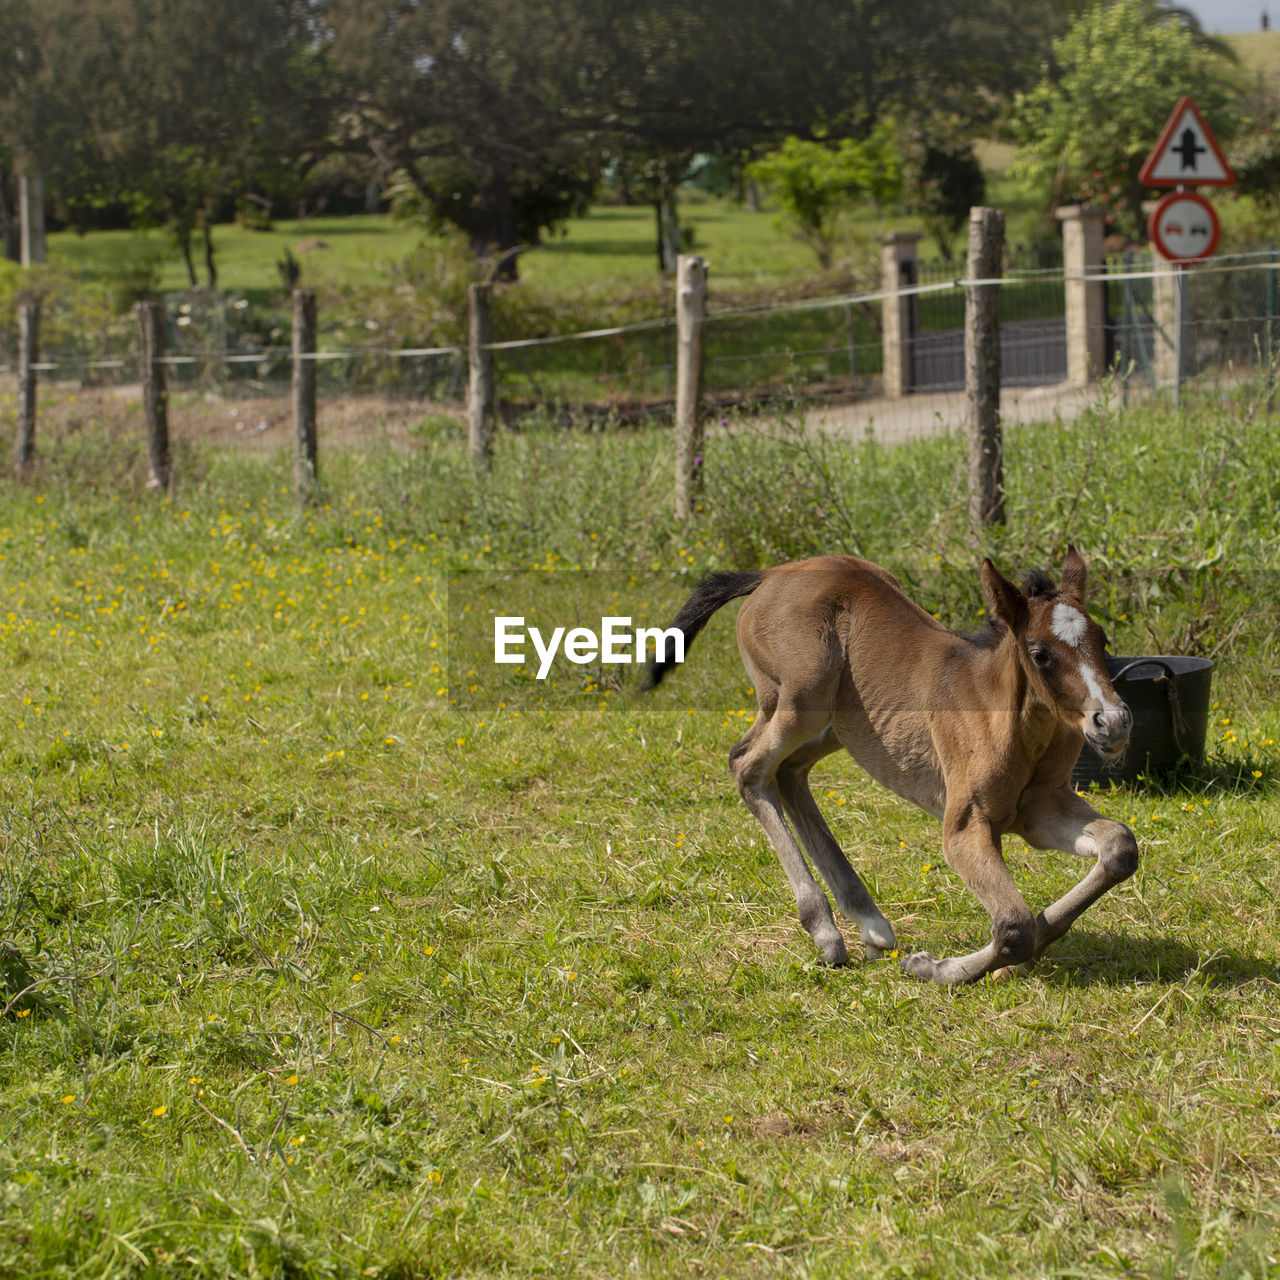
[881,232,921,397]
[1056,205,1107,385]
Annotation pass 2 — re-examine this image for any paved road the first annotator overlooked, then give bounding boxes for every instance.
[803,379,1111,445]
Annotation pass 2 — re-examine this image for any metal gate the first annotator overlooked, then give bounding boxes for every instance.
[908,260,1068,393]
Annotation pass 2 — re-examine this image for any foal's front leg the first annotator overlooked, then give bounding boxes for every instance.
[1015,787,1140,957]
[901,800,1037,986]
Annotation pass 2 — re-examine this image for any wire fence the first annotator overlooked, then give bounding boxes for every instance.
[4,248,1280,445]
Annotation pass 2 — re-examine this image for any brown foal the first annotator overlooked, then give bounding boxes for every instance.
[647,549,1138,985]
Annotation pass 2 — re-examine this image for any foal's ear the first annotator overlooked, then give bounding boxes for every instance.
[1059,544,1088,602]
[981,559,1029,635]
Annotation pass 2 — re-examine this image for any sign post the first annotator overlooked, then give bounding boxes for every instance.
[1139,97,1235,406]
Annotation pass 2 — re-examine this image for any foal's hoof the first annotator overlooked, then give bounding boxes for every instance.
[899,951,937,982]
[820,933,850,967]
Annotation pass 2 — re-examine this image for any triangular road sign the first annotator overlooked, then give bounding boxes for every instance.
[1140,96,1235,187]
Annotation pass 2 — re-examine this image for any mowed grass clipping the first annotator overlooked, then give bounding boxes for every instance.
[0,383,1279,1279]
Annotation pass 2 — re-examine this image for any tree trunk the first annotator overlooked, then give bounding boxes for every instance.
[468,177,522,281]
[202,216,217,290]
[655,164,681,274]
[178,228,197,288]
[18,174,46,265]
[0,173,19,263]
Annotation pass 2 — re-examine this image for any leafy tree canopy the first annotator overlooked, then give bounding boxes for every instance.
[327,0,602,278]
[1010,0,1237,242]
[748,128,902,270]
[332,0,1055,274]
[0,0,331,285]
[900,126,986,262]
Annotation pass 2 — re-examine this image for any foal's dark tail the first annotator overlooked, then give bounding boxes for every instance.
[643,570,764,690]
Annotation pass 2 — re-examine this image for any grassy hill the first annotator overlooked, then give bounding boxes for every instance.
[1225,29,1280,86]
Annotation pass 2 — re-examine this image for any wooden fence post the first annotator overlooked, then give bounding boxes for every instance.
[674,254,707,520]
[137,300,172,491]
[12,297,39,474]
[467,282,496,466]
[18,174,46,266]
[965,207,1005,527]
[292,288,318,502]
[846,302,858,389]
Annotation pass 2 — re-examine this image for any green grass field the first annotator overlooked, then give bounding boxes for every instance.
[1,373,1279,1277]
[46,214,424,304]
[42,202,834,304]
[41,179,1046,310]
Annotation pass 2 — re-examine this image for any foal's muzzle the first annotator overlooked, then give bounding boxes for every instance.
[1086,701,1132,761]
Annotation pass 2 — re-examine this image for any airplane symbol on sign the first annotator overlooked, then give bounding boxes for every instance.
[1173,127,1206,171]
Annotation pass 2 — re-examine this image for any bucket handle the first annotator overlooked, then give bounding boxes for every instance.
[1109,658,1192,759]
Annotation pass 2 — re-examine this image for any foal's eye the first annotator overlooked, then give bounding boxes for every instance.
[1029,647,1052,668]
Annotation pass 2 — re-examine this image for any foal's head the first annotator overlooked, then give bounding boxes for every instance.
[981,546,1131,760]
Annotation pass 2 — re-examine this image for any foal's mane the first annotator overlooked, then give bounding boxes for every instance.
[960,567,1061,649]
[1020,570,1059,599]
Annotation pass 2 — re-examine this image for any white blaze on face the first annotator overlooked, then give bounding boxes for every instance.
[1051,602,1087,648]
[1079,661,1110,707]
[1054,599,1126,721]
[1048,600,1125,720]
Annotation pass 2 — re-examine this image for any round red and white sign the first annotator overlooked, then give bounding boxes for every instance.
[1148,190,1220,263]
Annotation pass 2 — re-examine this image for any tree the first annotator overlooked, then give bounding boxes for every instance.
[1010,0,1237,241]
[0,0,332,287]
[1044,0,1238,59]
[1228,74,1280,234]
[748,129,902,270]
[901,126,986,262]
[588,0,1050,272]
[329,0,1056,277]
[328,0,601,280]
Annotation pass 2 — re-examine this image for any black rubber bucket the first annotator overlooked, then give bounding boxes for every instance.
[1071,655,1214,788]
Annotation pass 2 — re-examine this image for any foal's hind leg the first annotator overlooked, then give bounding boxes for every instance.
[776,729,898,958]
[730,709,849,965]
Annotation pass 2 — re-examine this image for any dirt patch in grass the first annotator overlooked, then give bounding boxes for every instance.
[8,379,461,452]
[750,1111,821,1141]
